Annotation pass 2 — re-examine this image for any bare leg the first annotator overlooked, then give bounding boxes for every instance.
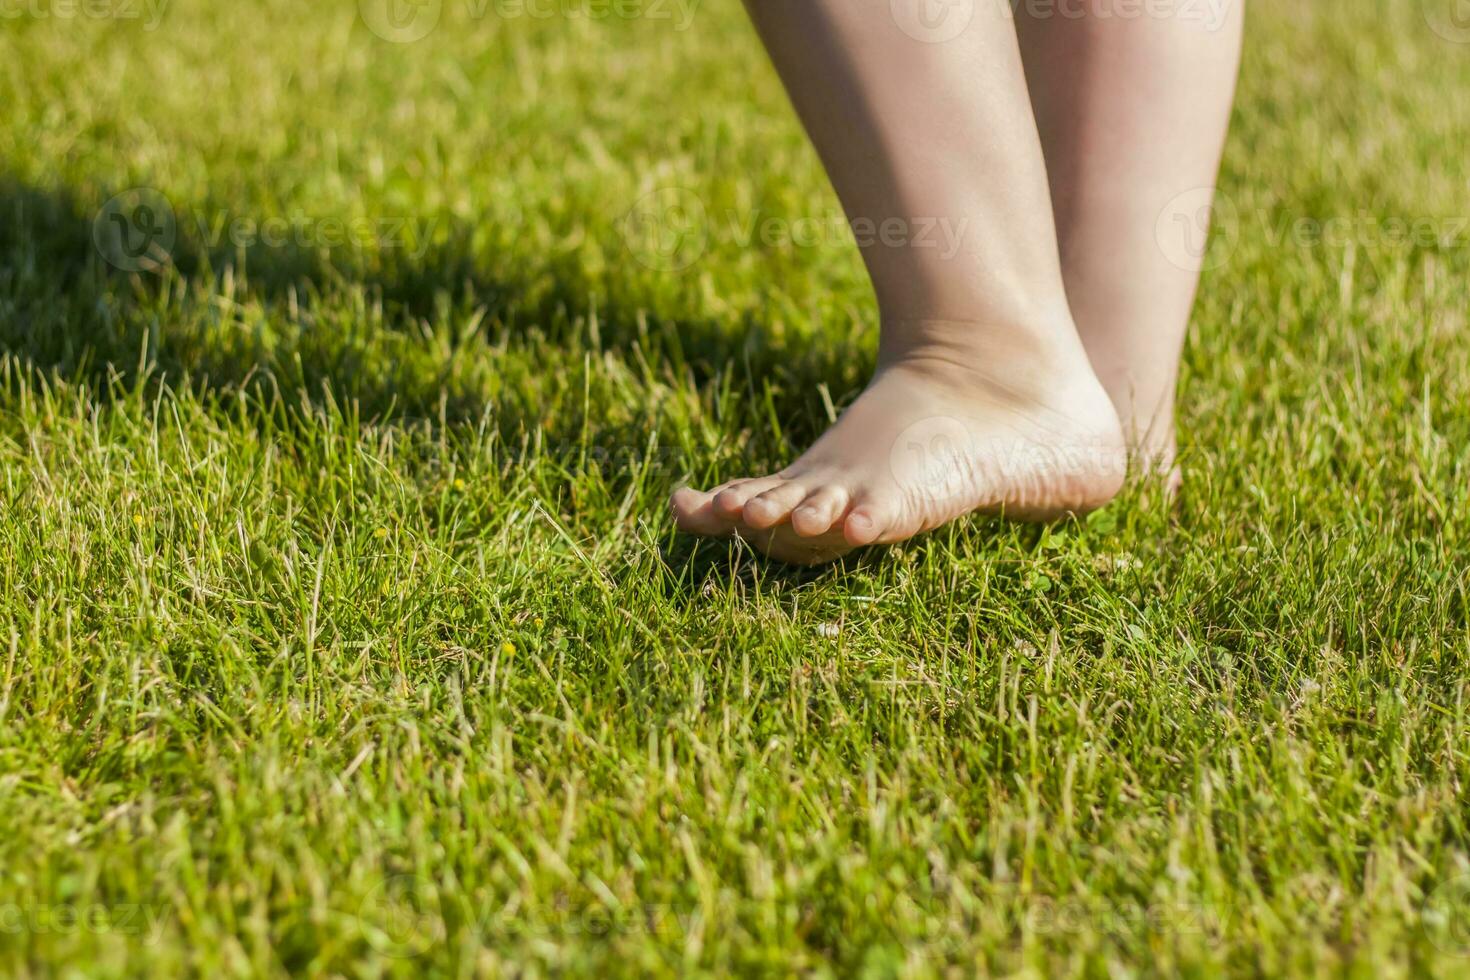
[1016,0,1245,472]
[671,0,1125,564]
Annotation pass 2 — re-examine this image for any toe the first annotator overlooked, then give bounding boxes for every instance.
[670,485,707,520]
[842,500,896,547]
[670,487,735,538]
[742,481,812,530]
[713,476,784,518]
[790,486,850,538]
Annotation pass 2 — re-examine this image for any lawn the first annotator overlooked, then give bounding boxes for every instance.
[1,0,1468,975]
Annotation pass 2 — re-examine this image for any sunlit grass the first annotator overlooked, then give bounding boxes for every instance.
[1,0,1468,974]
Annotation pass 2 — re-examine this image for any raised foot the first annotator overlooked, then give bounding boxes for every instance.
[671,350,1127,565]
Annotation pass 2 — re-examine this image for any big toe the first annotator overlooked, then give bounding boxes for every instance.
[670,487,734,537]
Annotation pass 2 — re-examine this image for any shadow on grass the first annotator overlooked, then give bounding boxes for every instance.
[0,177,886,579]
[0,177,870,426]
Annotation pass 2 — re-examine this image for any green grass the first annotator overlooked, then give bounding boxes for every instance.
[1,0,1469,974]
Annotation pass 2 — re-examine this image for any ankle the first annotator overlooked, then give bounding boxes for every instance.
[875,311,1100,393]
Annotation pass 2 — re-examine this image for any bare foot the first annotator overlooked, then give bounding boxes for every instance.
[671,321,1127,565]
[1093,372,1184,497]
[1134,419,1183,497]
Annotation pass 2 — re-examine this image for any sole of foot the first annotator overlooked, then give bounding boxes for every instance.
[671,343,1129,565]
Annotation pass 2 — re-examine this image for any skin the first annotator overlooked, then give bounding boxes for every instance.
[671,0,1243,564]
[1016,0,1245,471]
